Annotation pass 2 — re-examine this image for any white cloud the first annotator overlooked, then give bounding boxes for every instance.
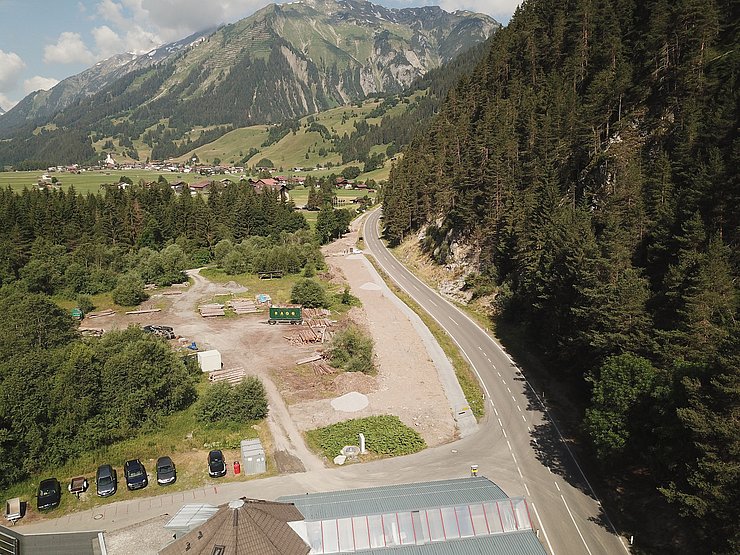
[0,93,19,112]
[0,50,26,91]
[92,25,127,58]
[23,76,60,94]
[43,32,96,65]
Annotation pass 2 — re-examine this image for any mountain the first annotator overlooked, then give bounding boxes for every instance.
[0,0,497,167]
[0,28,215,138]
[383,0,738,553]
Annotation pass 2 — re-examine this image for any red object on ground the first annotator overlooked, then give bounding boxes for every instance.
[233,461,241,475]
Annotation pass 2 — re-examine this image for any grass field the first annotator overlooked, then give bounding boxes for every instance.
[0,170,209,195]
[178,125,270,165]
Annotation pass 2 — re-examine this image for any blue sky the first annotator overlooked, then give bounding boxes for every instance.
[0,0,520,111]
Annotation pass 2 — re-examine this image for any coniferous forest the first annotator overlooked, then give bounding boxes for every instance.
[383,0,738,553]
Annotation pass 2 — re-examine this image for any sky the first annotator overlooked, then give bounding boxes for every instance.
[0,0,521,112]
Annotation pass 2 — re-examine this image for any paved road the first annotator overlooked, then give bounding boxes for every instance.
[363,209,630,555]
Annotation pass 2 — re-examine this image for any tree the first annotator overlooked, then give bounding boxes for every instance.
[342,166,361,180]
[112,273,148,306]
[291,278,328,308]
[584,354,661,460]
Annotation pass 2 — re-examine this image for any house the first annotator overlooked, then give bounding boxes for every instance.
[278,477,547,554]
[188,180,212,194]
[170,180,187,193]
[0,525,107,555]
[159,498,309,555]
[353,182,368,190]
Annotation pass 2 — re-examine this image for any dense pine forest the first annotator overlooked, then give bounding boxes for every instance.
[0,182,318,490]
[383,0,738,553]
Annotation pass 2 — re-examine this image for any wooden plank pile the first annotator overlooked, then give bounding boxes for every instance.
[79,328,104,337]
[126,308,161,315]
[312,361,336,376]
[228,299,258,314]
[208,367,246,385]
[199,303,225,317]
[303,308,331,319]
[296,353,323,365]
[86,309,115,319]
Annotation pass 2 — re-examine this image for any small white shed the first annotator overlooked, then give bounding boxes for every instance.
[197,350,222,372]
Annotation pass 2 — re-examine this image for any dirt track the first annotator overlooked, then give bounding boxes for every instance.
[86,224,458,472]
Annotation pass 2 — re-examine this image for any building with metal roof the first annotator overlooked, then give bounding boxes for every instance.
[278,477,547,555]
[0,525,105,555]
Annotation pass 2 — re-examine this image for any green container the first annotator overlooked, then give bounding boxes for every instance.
[71,308,84,320]
[268,306,302,325]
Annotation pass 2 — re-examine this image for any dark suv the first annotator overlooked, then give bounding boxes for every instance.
[37,478,61,510]
[124,459,148,490]
[95,464,117,497]
[208,450,227,478]
[156,456,177,486]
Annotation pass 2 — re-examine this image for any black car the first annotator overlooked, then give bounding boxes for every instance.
[95,464,117,497]
[37,478,61,510]
[208,450,227,477]
[124,459,148,490]
[156,456,177,486]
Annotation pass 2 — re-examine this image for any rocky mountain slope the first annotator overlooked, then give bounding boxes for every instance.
[0,0,497,167]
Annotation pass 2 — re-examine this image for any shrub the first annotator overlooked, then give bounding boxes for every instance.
[76,294,95,314]
[306,415,426,459]
[112,273,148,306]
[291,278,328,308]
[197,376,269,424]
[329,324,374,373]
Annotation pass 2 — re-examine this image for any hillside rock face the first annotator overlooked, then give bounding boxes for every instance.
[0,0,497,138]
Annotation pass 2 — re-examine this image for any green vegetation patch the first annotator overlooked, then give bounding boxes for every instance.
[306,415,426,460]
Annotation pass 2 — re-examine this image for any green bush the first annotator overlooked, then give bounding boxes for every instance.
[306,416,426,459]
[197,376,268,424]
[329,325,374,373]
[111,273,148,306]
[291,278,328,308]
[76,294,95,314]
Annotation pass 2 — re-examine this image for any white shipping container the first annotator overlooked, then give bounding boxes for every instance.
[197,350,222,372]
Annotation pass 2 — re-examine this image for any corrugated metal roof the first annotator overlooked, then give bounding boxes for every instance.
[0,527,105,555]
[353,531,547,555]
[278,477,508,520]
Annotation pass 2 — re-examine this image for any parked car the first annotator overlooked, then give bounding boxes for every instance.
[156,456,177,486]
[95,465,117,497]
[123,459,148,490]
[36,478,61,510]
[208,450,227,478]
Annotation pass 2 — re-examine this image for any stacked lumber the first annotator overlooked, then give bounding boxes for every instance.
[296,353,323,365]
[297,329,320,343]
[162,291,183,296]
[208,367,246,385]
[312,361,336,375]
[86,309,115,319]
[303,308,331,319]
[305,318,332,328]
[79,328,104,337]
[126,308,161,315]
[199,303,225,317]
[228,299,258,314]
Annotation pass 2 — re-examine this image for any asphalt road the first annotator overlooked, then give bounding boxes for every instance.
[363,209,630,555]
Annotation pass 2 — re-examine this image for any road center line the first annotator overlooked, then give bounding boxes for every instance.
[521,414,527,422]
[498,418,503,427]
[554,482,561,492]
[524,483,530,495]
[561,495,594,555]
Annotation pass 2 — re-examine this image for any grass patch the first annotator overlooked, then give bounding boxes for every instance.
[0,380,272,519]
[366,256,485,420]
[305,415,425,461]
[199,267,303,304]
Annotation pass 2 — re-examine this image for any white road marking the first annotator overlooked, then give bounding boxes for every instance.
[502,428,507,438]
[524,483,530,495]
[531,502,555,555]
[494,408,499,416]
[521,415,527,422]
[506,440,512,451]
[555,482,561,492]
[517,405,522,412]
[497,371,501,377]
[498,418,503,427]
[511,395,516,402]
[478,346,483,351]
[516,466,523,478]
[561,495,594,555]
[428,299,437,307]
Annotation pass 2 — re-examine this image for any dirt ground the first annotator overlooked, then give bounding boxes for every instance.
[87,219,457,475]
[282,219,458,449]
